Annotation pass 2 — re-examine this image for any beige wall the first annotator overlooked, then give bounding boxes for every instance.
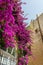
[27,13,43,65]
[29,34,43,65]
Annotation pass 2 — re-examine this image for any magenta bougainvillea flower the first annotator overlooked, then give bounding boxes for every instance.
[0,0,32,65]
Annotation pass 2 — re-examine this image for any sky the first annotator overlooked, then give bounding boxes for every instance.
[22,0,43,25]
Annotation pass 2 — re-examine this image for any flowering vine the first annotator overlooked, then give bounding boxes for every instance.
[0,0,32,65]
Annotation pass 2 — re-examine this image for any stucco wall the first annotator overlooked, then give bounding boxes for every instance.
[28,13,43,65]
[29,33,43,65]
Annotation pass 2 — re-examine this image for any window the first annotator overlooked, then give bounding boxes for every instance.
[35,29,38,33]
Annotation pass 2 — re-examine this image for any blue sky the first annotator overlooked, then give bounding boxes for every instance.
[22,0,43,25]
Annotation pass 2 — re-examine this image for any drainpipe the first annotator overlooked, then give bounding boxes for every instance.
[36,15,43,42]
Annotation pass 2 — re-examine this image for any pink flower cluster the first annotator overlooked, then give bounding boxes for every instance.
[0,0,17,47]
[0,0,32,65]
[18,55,29,65]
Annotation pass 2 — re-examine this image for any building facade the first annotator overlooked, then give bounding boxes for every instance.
[27,13,43,65]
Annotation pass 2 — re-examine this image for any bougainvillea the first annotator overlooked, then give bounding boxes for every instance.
[0,0,16,48]
[0,0,32,65]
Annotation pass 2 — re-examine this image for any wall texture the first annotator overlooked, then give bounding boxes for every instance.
[27,13,43,65]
